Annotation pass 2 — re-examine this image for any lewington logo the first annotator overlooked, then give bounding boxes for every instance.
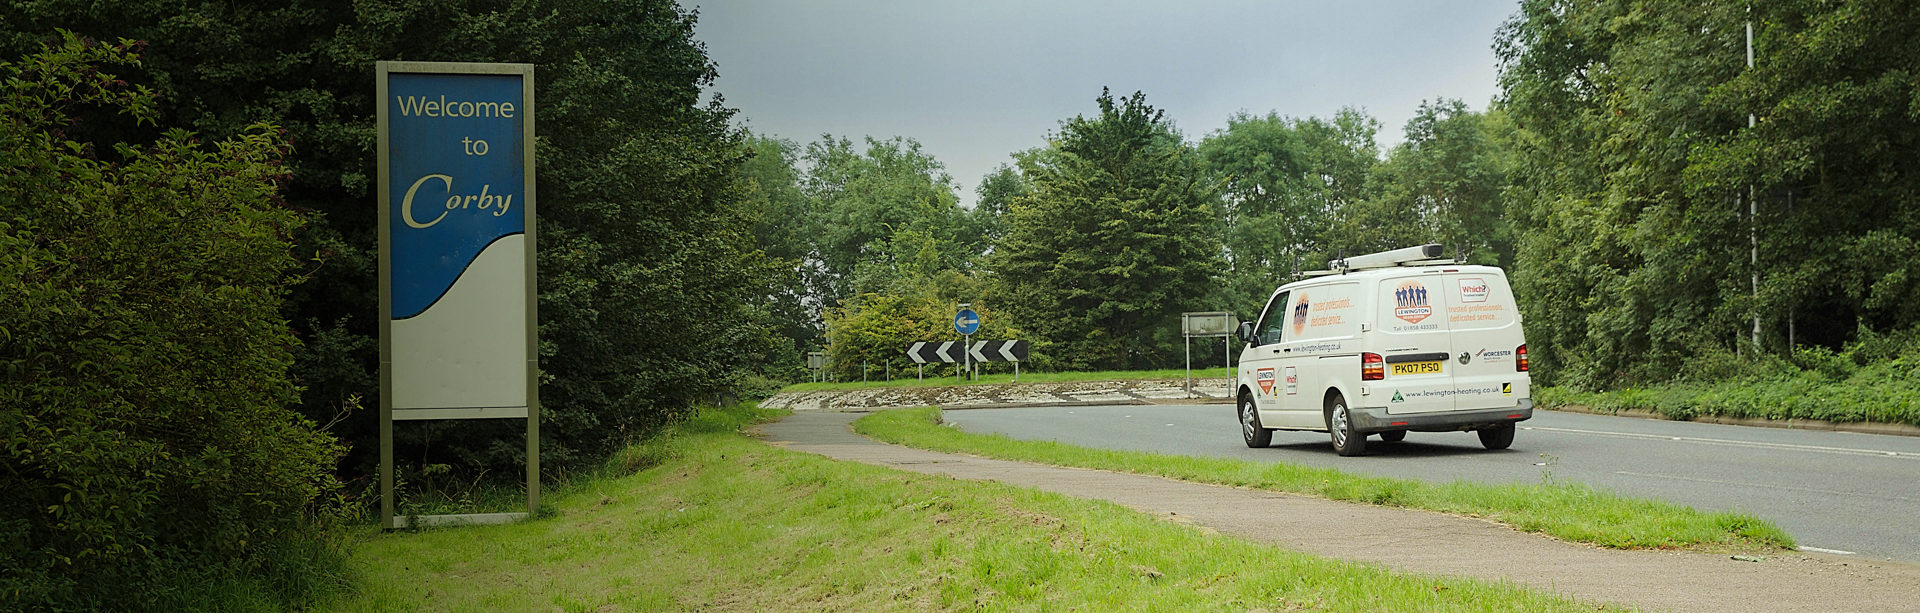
[1393,281,1432,324]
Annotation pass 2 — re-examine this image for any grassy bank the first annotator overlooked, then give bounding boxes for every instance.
[322,403,1616,611]
[854,407,1794,552]
[780,366,1232,393]
[1536,366,1920,427]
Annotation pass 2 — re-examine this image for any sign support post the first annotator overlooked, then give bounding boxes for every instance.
[1181,312,1239,402]
[954,304,980,382]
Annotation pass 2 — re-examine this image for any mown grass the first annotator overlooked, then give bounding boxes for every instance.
[780,366,1233,393]
[854,406,1795,552]
[321,403,1619,612]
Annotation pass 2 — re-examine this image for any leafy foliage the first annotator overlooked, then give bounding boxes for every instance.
[1198,108,1382,314]
[1497,0,1920,388]
[0,34,343,609]
[990,89,1224,370]
[1,1,789,478]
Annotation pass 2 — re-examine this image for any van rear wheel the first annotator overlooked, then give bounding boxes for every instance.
[1240,393,1273,448]
[1327,396,1367,456]
[1478,423,1516,450]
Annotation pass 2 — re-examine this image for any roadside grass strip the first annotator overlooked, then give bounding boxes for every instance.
[781,367,1233,393]
[325,404,1613,612]
[854,407,1796,552]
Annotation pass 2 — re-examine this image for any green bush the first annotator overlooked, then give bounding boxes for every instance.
[0,34,343,609]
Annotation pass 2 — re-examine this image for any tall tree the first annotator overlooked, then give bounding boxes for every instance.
[1355,100,1515,266]
[1,35,341,608]
[990,89,1224,370]
[0,0,783,475]
[1199,108,1381,314]
[802,135,974,305]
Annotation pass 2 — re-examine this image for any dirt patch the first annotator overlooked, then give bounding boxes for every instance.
[759,411,1920,612]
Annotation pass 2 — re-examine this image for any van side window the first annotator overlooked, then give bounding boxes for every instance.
[1256,291,1290,346]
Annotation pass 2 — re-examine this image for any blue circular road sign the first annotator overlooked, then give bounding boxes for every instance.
[954,309,981,335]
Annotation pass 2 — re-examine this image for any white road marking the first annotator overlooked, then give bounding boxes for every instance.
[1523,426,1919,459]
[1612,471,1920,502]
[1797,546,1858,555]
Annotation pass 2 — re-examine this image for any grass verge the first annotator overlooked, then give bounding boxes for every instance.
[321,403,1619,611]
[779,367,1232,393]
[854,406,1795,552]
[1536,371,1920,427]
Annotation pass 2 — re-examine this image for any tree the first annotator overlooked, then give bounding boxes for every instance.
[1199,108,1382,315]
[1356,100,1515,267]
[990,89,1224,370]
[737,132,816,378]
[1492,0,1920,387]
[802,135,975,306]
[0,34,342,609]
[1,0,784,478]
[970,162,1028,249]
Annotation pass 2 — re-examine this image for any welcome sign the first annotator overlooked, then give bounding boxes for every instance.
[378,62,537,529]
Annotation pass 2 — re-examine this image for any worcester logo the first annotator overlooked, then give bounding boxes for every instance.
[1394,281,1432,324]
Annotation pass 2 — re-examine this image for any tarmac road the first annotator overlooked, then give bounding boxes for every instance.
[944,404,1920,563]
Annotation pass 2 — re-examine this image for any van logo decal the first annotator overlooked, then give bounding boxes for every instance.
[1459,352,1471,365]
[1292,293,1310,336]
[1284,366,1298,396]
[1390,390,1405,403]
[1503,382,1513,396]
[1458,278,1489,303]
[1256,368,1275,395]
[1393,281,1432,324]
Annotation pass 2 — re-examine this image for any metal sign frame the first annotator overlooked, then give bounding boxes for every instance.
[1181,312,1238,399]
[378,61,538,529]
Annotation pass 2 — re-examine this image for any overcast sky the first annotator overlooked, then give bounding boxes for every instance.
[692,1,1522,206]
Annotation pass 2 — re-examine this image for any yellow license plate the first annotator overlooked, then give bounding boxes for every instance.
[1391,361,1444,376]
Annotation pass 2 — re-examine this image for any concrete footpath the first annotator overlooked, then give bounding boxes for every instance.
[759,411,1920,612]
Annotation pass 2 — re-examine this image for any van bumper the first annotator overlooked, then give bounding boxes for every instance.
[1350,399,1533,433]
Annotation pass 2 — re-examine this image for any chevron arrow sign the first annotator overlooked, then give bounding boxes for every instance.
[906,341,969,364]
[968,340,1029,363]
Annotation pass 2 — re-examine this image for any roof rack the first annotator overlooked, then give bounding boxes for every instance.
[1304,244,1447,277]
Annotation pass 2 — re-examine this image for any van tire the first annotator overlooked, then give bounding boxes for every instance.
[1377,429,1407,443]
[1478,423,1516,450]
[1240,393,1273,448]
[1327,396,1367,456]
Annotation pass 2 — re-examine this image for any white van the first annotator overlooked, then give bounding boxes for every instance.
[1233,244,1532,456]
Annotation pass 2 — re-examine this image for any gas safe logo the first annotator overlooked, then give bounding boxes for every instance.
[1394,281,1432,324]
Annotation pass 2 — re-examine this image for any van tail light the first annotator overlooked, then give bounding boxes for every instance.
[1362,352,1385,381]
[1516,344,1529,372]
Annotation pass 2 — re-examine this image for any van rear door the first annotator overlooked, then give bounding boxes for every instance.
[1375,272,1453,414]
[1444,271,1528,410]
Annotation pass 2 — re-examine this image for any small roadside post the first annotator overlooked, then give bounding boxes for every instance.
[1181,312,1238,399]
[954,304,980,381]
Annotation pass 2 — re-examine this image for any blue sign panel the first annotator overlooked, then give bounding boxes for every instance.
[954,309,981,335]
[387,73,527,319]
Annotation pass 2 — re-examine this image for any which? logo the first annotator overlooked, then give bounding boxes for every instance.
[1458,278,1489,303]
